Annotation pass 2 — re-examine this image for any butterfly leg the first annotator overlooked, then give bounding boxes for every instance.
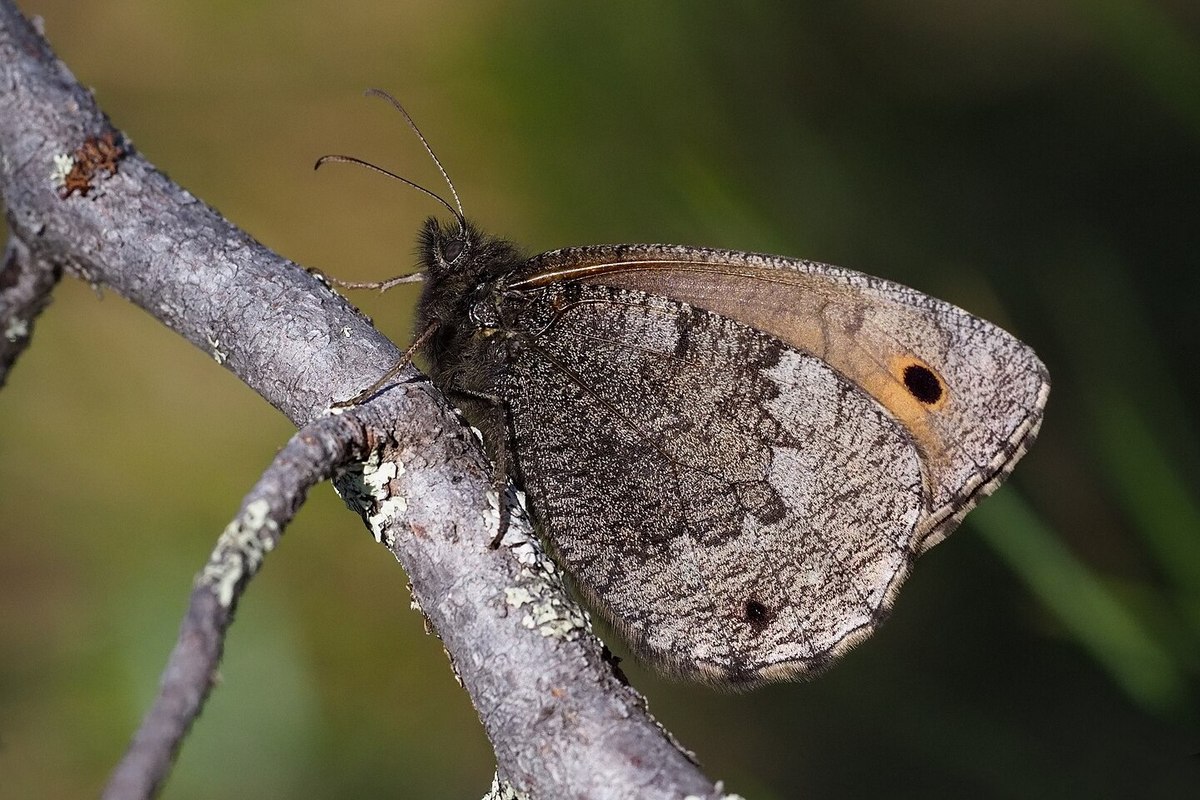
[331,321,441,408]
[488,424,512,549]
[441,384,512,549]
[327,273,423,292]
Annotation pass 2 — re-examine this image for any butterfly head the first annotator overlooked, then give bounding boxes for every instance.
[418,216,523,285]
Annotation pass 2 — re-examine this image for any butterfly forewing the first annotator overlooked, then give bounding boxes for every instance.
[515,245,1049,553]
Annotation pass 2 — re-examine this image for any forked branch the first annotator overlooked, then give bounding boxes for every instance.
[0,2,719,798]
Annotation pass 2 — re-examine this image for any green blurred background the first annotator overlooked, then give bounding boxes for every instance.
[3,1,1199,797]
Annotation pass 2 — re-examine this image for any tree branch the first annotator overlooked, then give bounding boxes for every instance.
[103,411,374,800]
[0,230,60,386]
[0,2,722,797]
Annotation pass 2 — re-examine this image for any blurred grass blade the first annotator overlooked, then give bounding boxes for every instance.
[1037,246,1200,622]
[1094,390,1200,618]
[975,490,1188,715]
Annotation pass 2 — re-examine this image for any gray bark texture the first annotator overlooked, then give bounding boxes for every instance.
[0,3,724,798]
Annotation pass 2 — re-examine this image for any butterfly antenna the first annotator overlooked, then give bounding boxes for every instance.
[313,154,464,228]
[364,88,466,228]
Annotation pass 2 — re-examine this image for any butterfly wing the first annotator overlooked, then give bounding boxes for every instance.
[497,245,1047,683]
[498,281,926,683]
[515,245,1050,553]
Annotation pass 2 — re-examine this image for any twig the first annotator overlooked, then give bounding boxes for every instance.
[0,233,61,386]
[102,412,371,799]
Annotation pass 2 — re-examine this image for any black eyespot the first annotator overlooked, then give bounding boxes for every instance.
[442,238,465,262]
[903,363,943,405]
[743,599,771,627]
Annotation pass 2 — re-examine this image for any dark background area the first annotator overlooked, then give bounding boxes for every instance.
[2,2,1198,797]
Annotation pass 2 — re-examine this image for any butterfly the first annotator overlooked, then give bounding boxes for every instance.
[320,91,1049,686]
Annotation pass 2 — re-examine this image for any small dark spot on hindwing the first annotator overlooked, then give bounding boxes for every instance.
[743,599,772,629]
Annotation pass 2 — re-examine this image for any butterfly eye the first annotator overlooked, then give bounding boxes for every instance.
[442,237,465,263]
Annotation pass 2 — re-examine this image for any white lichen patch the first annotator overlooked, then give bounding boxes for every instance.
[501,509,589,642]
[483,489,503,542]
[199,498,279,607]
[365,464,408,543]
[481,773,527,800]
[503,586,534,607]
[683,781,748,800]
[205,332,228,365]
[362,453,399,494]
[50,153,74,186]
[408,582,424,614]
[522,593,588,640]
[4,317,29,342]
[335,449,409,545]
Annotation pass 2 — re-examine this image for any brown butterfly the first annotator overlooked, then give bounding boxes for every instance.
[320,91,1049,685]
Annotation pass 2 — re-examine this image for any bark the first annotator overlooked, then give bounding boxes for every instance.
[0,3,723,798]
